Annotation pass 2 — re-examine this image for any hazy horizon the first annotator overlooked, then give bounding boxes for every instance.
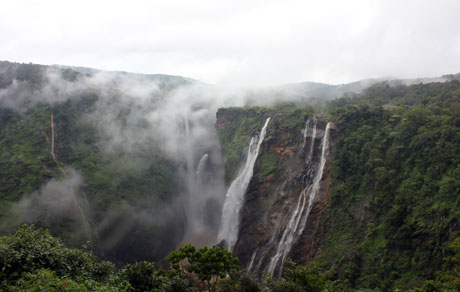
[1,0,460,86]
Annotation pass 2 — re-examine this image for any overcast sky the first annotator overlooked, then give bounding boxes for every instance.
[1,0,460,86]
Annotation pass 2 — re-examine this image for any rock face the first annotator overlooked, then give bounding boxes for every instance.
[216,107,336,278]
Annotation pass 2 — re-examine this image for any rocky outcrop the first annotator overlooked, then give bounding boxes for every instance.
[217,108,336,278]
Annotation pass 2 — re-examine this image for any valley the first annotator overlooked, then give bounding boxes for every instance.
[0,61,459,291]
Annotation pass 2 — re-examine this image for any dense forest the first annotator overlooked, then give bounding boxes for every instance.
[0,62,185,263]
[316,80,460,290]
[1,224,331,292]
[1,222,458,291]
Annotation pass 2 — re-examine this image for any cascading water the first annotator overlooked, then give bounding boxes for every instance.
[301,120,309,150]
[179,112,226,246]
[307,118,317,162]
[247,119,315,274]
[247,247,259,271]
[195,153,209,182]
[267,122,331,276]
[217,118,271,251]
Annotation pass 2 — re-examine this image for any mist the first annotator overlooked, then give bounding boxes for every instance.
[2,61,457,262]
[1,64,297,257]
[9,168,92,243]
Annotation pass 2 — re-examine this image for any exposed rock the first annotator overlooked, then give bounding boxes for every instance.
[217,110,336,278]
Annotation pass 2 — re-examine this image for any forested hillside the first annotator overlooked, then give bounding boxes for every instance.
[213,80,460,291]
[0,61,189,263]
[316,80,460,290]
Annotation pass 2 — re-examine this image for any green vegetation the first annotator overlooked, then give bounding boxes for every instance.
[168,244,239,292]
[1,224,359,292]
[4,225,457,291]
[266,261,326,292]
[0,225,203,291]
[317,80,460,290]
[0,63,181,262]
[0,104,58,203]
[256,152,278,180]
[217,103,314,183]
[0,96,180,257]
[215,81,460,291]
[0,225,122,291]
[217,106,271,182]
[0,61,48,89]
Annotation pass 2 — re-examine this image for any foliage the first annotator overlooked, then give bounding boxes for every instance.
[217,104,314,182]
[0,225,115,290]
[318,80,460,290]
[216,271,261,292]
[118,261,162,292]
[168,244,239,291]
[8,269,128,292]
[1,226,247,292]
[0,104,57,203]
[266,261,326,292]
[216,107,271,182]
[0,62,181,262]
[158,274,199,292]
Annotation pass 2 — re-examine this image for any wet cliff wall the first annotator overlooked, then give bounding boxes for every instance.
[216,80,460,291]
[216,104,335,277]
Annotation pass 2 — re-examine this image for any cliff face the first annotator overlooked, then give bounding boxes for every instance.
[217,81,460,291]
[216,106,335,277]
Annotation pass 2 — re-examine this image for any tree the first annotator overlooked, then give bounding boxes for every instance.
[8,269,128,292]
[118,261,162,292]
[0,224,114,289]
[216,271,261,292]
[266,261,326,292]
[168,244,239,292]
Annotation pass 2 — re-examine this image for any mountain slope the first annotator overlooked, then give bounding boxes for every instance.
[0,61,191,262]
[216,80,460,290]
[316,80,460,290]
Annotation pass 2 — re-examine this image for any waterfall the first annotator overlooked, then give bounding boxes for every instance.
[247,247,259,271]
[267,122,331,276]
[217,118,271,251]
[301,120,309,150]
[195,153,209,182]
[307,118,317,162]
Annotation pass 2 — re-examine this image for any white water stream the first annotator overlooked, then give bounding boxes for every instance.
[267,122,331,276]
[195,153,209,182]
[217,118,271,251]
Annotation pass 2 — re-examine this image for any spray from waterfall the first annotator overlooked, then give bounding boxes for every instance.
[301,121,308,149]
[179,108,227,248]
[267,122,331,277]
[184,116,195,176]
[217,118,270,251]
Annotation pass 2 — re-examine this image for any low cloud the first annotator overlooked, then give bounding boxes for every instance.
[10,168,92,241]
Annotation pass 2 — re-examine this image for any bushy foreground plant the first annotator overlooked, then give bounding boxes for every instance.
[8,269,128,292]
[265,261,326,292]
[5,224,459,291]
[0,224,115,290]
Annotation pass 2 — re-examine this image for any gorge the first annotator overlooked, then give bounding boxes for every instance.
[0,61,459,290]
